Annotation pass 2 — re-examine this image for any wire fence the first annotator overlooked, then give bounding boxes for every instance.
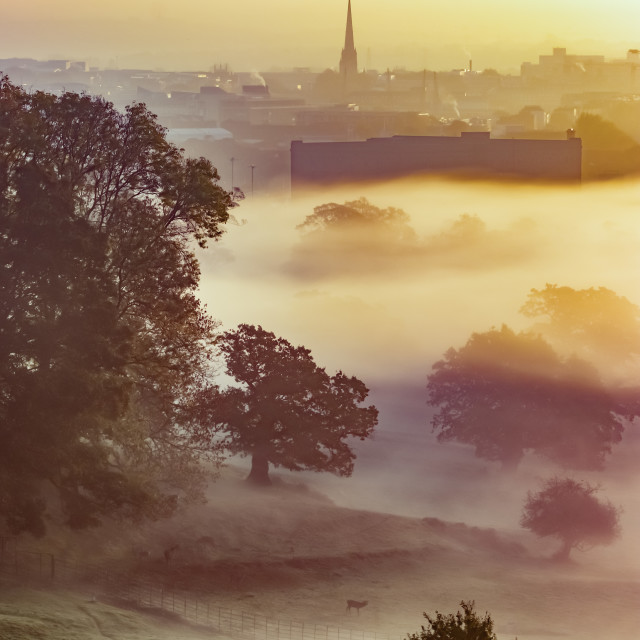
[0,537,399,640]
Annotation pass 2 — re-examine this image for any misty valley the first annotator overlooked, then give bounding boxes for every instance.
[2,2,640,637]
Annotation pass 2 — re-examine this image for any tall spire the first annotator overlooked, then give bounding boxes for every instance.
[339,0,358,80]
[344,0,355,52]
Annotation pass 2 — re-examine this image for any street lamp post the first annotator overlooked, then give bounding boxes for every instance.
[230,156,235,191]
[250,164,255,197]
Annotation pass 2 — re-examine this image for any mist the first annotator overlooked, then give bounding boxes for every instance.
[198,177,640,575]
[200,178,639,377]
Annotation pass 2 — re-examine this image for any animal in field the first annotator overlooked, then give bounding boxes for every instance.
[346,600,368,615]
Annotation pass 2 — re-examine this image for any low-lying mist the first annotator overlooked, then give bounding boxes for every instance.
[198,176,640,573]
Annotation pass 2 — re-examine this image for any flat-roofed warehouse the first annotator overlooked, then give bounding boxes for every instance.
[291,132,582,189]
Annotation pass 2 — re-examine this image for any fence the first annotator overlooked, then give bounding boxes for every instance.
[0,537,398,640]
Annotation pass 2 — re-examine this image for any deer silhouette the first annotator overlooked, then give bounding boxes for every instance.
[346,600,368,615]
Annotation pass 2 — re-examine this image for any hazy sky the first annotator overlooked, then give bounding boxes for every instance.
[2,1,639,72]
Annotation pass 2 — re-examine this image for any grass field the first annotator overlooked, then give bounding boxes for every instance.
[1,464,638,640]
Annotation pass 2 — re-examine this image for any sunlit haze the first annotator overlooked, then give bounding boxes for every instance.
[199,177,640,547]
[2,3,640,640]
[2,0,640,71]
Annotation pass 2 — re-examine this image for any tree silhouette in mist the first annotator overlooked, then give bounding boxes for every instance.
[426,326,626,471]
[205,324,378,485]
[521,477,620,562]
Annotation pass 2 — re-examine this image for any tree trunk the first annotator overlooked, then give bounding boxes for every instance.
[553,538,573,562]
[247,452,271,485]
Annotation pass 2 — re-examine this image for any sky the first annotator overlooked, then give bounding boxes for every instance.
[1,1,640,72]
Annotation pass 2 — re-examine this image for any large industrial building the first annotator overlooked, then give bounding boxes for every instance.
[291,132,583,188]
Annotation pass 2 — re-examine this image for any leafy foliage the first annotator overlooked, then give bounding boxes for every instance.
[426,325,625,470]
[520,284,640,379]
[0,76,231,534]
[407,600,497,640]
[204,324,378,484]
[290,198,417,279]
[521,477,620,561]
[575,113,637,151]
[297,197,415,239]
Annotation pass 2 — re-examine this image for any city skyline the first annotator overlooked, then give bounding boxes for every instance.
[1,0,639,72]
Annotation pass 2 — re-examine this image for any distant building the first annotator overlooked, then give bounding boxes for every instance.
[339,1,358,86]
[291,131,582,189]
[242,84,270,97]
[521,47,640,91]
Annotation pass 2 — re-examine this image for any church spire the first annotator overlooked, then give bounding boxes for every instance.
[339,0,358,80]
[344,0,355,52]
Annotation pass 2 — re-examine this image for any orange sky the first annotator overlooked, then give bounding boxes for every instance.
[1,0,639,71]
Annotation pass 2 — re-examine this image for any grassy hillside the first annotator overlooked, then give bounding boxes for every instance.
[0,585,219,640]
[2,466,639,640]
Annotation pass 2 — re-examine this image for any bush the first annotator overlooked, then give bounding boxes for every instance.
[408,600,497,640]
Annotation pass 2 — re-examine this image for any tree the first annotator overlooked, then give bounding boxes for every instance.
[575,113,637,151]
[0,76,232,535]
[290,198,417,279]
[426,326,626,470]
[520,284,640,381]
[574,113,640,179]
[407,600,497,640]
[297,197,416,241]
[520,477,620,562]
[209,324,378,485]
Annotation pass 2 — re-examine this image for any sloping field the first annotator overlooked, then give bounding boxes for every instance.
[2,466,639,640]
[0,585,220,640]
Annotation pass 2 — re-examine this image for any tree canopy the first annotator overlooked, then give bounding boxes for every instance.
[289,198,417,279]
[205,324,378,485]
[520,284,640,380]
[0,76,231,535]
[520,477,620,562]
[575,113,637,151]
[426,325,625,470]
[297,197,415,240]
[407,600,497,640]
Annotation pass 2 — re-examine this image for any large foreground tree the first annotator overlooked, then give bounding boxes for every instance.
[0,76,231,534]
[426,326,627,470]
[521,477,620,562]
[210,324,378,485]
